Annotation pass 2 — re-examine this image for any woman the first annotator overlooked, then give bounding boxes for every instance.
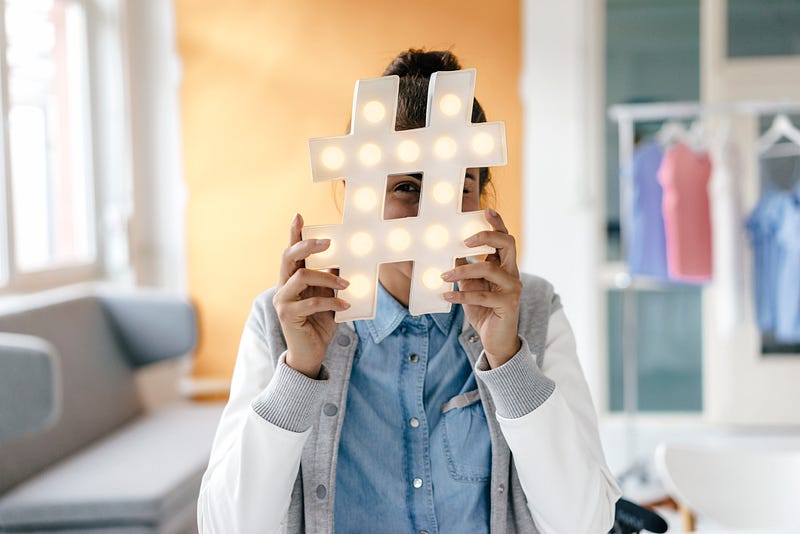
[198,49,621,534]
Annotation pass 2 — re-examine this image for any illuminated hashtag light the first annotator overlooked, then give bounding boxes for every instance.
[303,68,507,321]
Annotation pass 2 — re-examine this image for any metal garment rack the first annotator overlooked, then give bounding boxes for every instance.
[607,99,800,488]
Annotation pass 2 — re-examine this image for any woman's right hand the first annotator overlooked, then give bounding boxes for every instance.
[273,213,351,378]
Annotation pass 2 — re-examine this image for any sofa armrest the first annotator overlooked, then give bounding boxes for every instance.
[0,333,61,441]
[99,293,197,368]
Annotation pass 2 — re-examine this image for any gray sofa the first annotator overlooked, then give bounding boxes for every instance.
[0,285,224,533]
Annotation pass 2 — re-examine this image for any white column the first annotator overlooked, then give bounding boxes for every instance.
[521,0,606,408]
[124,0,187,293]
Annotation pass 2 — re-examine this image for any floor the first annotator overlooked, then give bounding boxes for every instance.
[599,415,800,532]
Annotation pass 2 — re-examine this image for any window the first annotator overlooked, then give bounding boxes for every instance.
[728,0,800,58]
[1,0,100,290]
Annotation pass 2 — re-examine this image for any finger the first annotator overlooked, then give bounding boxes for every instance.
[289,213,303,245]
[282,296,351,319]
[441,262,521,292]
[464,230,517,267]
[279,213,304,284]
[442,289,507,308]
[282,238,331,269]
[278,268,349,300]
[485,208,509,234]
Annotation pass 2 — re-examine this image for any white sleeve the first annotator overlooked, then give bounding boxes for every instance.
[476,308,621,534]
[196,321,324,534]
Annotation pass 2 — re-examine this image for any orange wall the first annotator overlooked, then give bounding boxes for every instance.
[176,0,522,379]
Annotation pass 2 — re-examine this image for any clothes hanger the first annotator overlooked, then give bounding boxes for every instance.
[685,118,707,152]
[655,120,689,147]
[757,114,800,155]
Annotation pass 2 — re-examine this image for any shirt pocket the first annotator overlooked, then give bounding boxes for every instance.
[440,389,491,482]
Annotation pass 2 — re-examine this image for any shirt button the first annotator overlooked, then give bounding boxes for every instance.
[420,531,429,534]
[498,483,505,493]
[469,334,480,343]
[323,403,338,416]
[409,353,419,363]
[412,477,423,489]
[336,335,351,346]
[409,417,419,428]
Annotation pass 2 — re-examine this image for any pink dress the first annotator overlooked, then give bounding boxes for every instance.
[658,142,713,282]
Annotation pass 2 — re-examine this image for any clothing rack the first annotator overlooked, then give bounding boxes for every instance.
[607,99,800,491]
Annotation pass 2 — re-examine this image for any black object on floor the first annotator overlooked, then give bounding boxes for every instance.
[611,498,669,533]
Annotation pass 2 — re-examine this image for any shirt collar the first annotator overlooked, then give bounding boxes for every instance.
[362,283,457,343]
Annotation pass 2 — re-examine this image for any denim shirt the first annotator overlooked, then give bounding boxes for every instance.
[334,283,491,534]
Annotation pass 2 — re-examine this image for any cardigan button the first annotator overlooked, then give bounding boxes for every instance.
[336,335,351,347]
[323,403,338,416]
[468,334,480,343]
[316,484,327,499]
[498,483,505,493]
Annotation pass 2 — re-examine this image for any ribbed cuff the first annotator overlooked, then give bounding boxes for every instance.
[474,336,555,419]
[251,353,329,432]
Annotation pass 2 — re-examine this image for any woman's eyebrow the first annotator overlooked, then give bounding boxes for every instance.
[465,172,477,181]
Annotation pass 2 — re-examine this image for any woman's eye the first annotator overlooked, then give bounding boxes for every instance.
[394,182,420,194]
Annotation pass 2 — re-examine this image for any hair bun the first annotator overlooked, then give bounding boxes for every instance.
[382,48,462,78]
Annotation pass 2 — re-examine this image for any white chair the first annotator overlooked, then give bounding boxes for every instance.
[655,443,800,530]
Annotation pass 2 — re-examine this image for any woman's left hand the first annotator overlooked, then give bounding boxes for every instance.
[441,208,522,368]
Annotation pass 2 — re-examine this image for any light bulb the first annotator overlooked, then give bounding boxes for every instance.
[432,182,455,204]
[434,137,457,160]
[359,143,382,166]
[439,94,462,116]
[387,228,411,252]
[396,140,420,163]
[471,132,495,155]
[321,146,345,170]
[363,100,386,123]
[350,231,373,256]
[461,220,486,242]
[424,224,449,250]
[348,274,371,299]
[422,267,445,290]
[354,187,377,211]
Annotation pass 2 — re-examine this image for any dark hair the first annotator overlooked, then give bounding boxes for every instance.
[382,48,492,196]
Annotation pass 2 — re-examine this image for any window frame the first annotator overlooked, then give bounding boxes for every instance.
[0,0,130,295]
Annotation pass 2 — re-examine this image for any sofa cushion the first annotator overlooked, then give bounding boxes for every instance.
[0,292,142,494]
[0,333,59,441]
[99,292,197,368]
[0,403,223,531]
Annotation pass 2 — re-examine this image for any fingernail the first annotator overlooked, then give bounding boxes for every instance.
[292,213,299,224]
[464,235,478,246]
[443,292,456,301]
[337,277,349,288]
[340,301,351,309]
[315,238,331,246]
[487,208,498,217]
[441,270,454,281]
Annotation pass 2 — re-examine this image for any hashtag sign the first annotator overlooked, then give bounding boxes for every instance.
[302,68,507,322]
